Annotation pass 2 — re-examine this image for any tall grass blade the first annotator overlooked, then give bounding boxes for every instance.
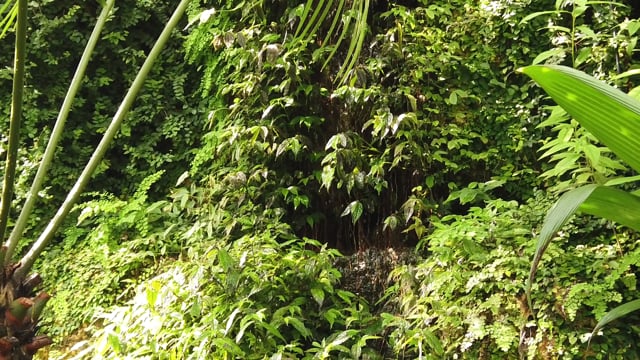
[298,0,330,42]
[321,0,349,72]
[321,0,345,50]
[335,0,368,85]
[293,0,315,39]
[0,1,17,38]
[526,184,597,300]
[338,0,368,86]
[306,0,334,45]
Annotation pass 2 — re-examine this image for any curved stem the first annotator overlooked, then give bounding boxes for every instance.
[3,0,115,265]
[14,0,191,281]
[0,0,27,244]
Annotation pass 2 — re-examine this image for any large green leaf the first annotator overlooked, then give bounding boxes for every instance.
[519,65,640,174]
[579,186,640,231]
[526,184,597,298]
[590,299,640,342]
[527,184,640,298]
[521,62,640,338]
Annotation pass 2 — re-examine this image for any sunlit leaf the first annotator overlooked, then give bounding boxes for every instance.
[579,186,640,231]
[351,201,363,224]
[310,286,325,307]
[286,317,312,338]
[260,322,286,342]
[604,174,640,186]
[519,65,640,173]
[261,104,275,120]
[424,329,444,355]
[225,307,241,335]
[212,338,244,356]
[383,215,399,231]
[532,48,565,65]
[519,10,567,24]
[235,317,254,343]
[448,91,457,105]
[145,280,161,310]
[218,248,235,271]
[321,166,335,190]
[330,330,354,347]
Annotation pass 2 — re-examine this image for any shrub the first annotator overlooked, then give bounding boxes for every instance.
[383,194,640,359]
[77,231,382,359]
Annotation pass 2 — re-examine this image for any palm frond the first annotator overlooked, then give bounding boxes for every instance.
[0,0,17,38]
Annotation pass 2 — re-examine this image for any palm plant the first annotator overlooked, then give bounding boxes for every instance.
[0,0,190,357]
[521,65,640,346]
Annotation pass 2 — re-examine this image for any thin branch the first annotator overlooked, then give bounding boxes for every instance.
[0,0,27,243]
[14,0,191,281]
[3,0,115,265]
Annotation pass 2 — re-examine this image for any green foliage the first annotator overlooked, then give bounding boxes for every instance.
[383,195,640,358]
[522,64,640,343]
[536,106,627,193]
[10,0,640,358]
[0,0,204,206]
[35,172,178,340]
[383,198,535,358]
[523,0,636,73]
[524,0,637,194]
[183,0,555,252]
[79,232,380,359]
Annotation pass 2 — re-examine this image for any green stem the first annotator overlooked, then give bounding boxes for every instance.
[571,7,576,67]
[338,0,368,86]
[0,1,18,38]
[14,0,191,281]
[3,0,115,266]
[0,0,27,243]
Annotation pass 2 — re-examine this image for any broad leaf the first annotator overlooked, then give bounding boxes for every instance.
[519,65,640,174]
[579,186,640,231]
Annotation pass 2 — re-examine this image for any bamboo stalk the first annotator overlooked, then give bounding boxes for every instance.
[4,0,115,265]
[14,0,191,280]
[0,0,27,243]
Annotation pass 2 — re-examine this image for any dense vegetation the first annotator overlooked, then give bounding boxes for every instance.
[1,0,640,358]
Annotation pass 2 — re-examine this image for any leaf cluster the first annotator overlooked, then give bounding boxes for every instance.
[181,0,557,253]
[384,195,640,358]
[34,172,179,341]
[81,231,381,359]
